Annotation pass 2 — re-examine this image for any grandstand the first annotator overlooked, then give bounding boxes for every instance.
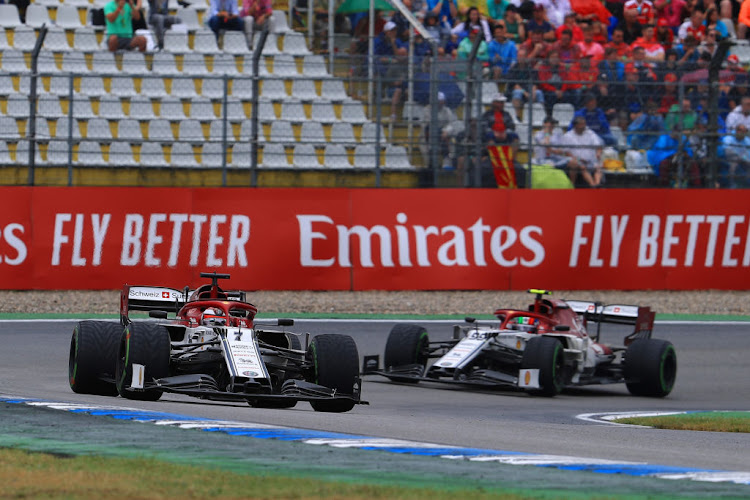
[0,1,420,187]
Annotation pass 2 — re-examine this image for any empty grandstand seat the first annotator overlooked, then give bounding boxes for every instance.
[164,31,191,53]
[109,76,138,97]
[178,119,205,142]
[279,99,306,122]
[171,77,198,98]
[91,51,119,75]
[293,143,320,168]
[302,54,328,78]
[79,75,107,97]
[38,95,65,119]
[61,52,89,74]
[329,122,355,145]
[151,51,180,75]
[200,141,227,167]
[42,27,72,52]
[69,97,96,120]
[323,143,351,169]
[128,96,157,120]
[222,31,250,54]
[231,76,254,99]
[385,144,411,169]
[56,5,85,29]
[1,49,27,72]
[141,77,169,98]
[182,53,210,75]
[339,100,367,124]
[98,95,126,120]
[160,97,186,120]
[76,141,105,165]
[230,141,252,167]
[0,116,21,141]
[551,103,575,127]
[190,97,217,120]
[12,26,37,51]
[201,77,226,99]
[260,77,287,99]
[260,143,289,168]
[171,142,199,167]
[281,32,310,56]
[85,117,113,141]
[361,122,387,144]
[353,144,379,169]
[25,4,52,28]
[109,141,137,166]
[253,32,280,55]
[115,118,143,142]
[73,27,100,52]
[193,31,221,54]
[267,120,295,143]
[269,53,298,77]
[0,4,23,27]
[310,100,337,124]
[291,79,317,100]
[299,121,325,143]
[147,119,175,142]
[269,10,290,33]
[139,141,165,166]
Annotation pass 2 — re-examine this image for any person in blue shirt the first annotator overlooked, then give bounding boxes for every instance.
[374,21,409,120]
[208,0,245,41]
[426,0,458,28]
[488,22,517,79]
[720,124,750,188]
[627,99,665,151]
[571,94,617,147]
[647,124,702,186]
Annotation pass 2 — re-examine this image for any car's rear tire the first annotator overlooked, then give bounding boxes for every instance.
[624,339,677,397]
[116,322,171,401]
[307,334,359,413]
[69,321,121,396]
[383,323,429,383]
[521,336,564,397]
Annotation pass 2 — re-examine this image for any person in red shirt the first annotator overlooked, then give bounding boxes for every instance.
[655,18,674,49]
[678,9,706,43]
[553,28,582,63]
[654,0,689,29]
[519,27,551,65]
[607,28,631,59]
[623,0,655,25]
[555,12,584,42]
[631,24,665,61]
[578,22,605,63]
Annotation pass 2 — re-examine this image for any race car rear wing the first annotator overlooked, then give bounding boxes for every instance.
[120,285,188,324]
[120,285,248,325]
[565,300,655,344]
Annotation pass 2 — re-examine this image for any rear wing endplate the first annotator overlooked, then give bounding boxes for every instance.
[566,300,655,344]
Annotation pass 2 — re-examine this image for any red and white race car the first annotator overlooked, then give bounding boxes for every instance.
[365,290,676,397]
[69,272,364,412]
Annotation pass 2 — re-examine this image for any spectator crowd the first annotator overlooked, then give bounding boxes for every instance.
[350,0,750,187]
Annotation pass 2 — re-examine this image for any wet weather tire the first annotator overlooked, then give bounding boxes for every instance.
[383,324,430,383]
[69,321,121,396]
[307,334,359,413]
[116,322,170,401]
[624,339,677,397]
[521,336,564,397]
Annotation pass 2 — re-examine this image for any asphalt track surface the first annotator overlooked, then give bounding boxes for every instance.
[1,319,749,490]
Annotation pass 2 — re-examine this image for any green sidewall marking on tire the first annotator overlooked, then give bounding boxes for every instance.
[309,342,318,384]
[118,328,131,389]
[552,343,561,390]
[70,327,79,385]
[416,332,428,361]
[660,346,675,392]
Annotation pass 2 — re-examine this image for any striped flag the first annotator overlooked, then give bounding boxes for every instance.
[488,145,516,188]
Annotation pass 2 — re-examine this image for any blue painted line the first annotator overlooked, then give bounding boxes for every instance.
[2,395,749,486]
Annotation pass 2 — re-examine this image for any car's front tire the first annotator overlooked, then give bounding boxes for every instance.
[383,323,430,383]
[69,321,121,396]
[624,339,677,397]
[521,336,564,397]
[115,322,170,401]
[307,334,359,413]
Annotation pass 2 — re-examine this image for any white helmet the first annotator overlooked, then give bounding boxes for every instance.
[201,308,226,326]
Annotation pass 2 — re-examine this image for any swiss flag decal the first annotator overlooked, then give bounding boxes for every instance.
[162,292,170,298]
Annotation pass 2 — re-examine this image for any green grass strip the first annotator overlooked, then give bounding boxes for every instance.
[614,411,750,432]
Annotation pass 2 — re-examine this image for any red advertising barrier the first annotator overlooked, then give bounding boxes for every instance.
[1,187,748,290]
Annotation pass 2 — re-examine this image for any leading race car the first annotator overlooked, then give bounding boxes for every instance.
[69,272,365,412]
[364,290,677,397]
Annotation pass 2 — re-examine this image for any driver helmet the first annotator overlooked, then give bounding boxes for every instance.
[201,308,226,326]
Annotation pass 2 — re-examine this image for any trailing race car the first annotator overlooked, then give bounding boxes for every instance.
[364,290,676,397]
[69,272,365,412]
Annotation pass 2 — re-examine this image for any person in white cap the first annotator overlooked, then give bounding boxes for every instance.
[374,19,408,120]
[481,93,518,147]
[421,91,459,168]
